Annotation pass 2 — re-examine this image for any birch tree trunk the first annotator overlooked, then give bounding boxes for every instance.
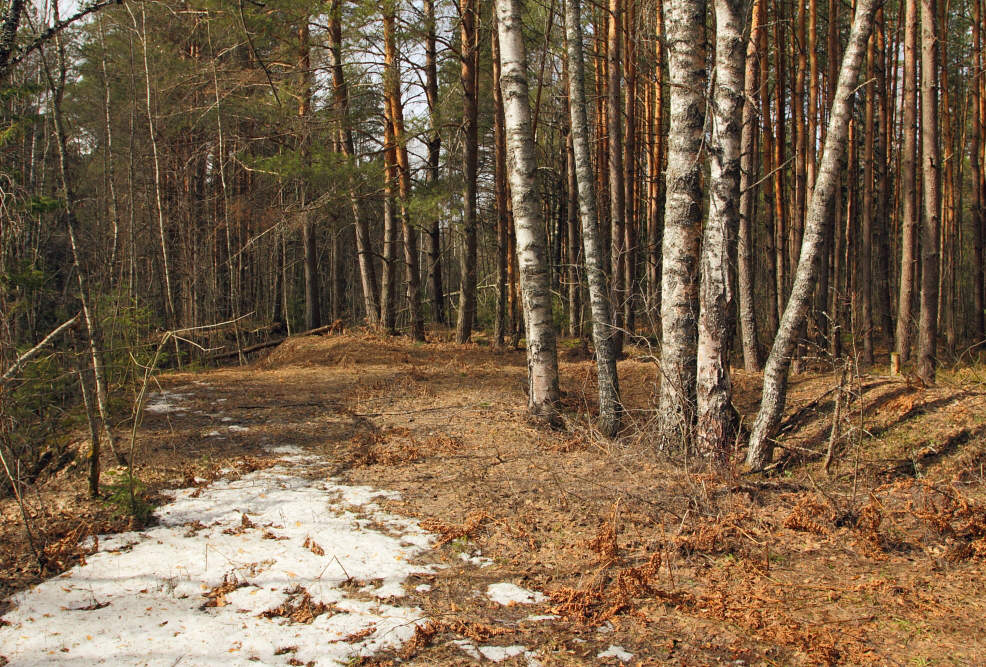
[917,0,940,385]
[495,0,560,421]
[745,0,877,470]
[696,0,746,465]
[565,0,622,436]
[492,19,509,347]
[659,0,706,449]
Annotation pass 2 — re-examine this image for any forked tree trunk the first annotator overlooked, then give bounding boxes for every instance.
[659,0,706,449]
[916,0,940,385]
[383,6,425,341]
[565,0,622,436]
[696,0,746,466]
[745,0,877,470]
[495,0,560,421]
[456,0,479,343]
[896,0,919,363]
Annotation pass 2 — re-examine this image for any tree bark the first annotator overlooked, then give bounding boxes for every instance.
[916,0,940,384]
[495,0,561,421]
[608,0,626,354]
[383,6,425,341]
[565,0,622,436]
[896,0,919,363]
[493,19,509,347]
[659,0,706,449]
[423,0,445,326]
[328,0,378,326]
[697,0,746,465]
[745,0,877,470]
[737,0,762,371]
[456,0,479,343]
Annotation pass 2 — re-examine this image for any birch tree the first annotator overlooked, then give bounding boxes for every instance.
[746,0,878,470]
[495,0,560,421]
[659,0,706,449]
[565,0,622,436]
[696,0,746,465]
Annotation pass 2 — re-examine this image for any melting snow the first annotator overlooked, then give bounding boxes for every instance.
[459,552,494,567]
[0,443,440,665]
[144,391,190,414]
[486,583,546,606]
[597,645,634,662]
[478,645,540,664]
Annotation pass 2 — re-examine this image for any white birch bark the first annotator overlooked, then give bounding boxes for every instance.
[696,0,746,465]
[745,0,878,470]
[495,0,560,421]
[565,0,622,436]
[659,0,707,449]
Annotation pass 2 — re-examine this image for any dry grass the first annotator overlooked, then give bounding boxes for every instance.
[4,328,986,664]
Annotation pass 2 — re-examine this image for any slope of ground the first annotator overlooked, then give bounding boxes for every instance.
[3,329,986,665]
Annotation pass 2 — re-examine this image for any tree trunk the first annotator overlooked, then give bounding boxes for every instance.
[916,0,940,385]
[565,0,622,436]
[745,0,877,470]
[493,19,509,347]
[896,0,919,363]
[737,0,762,371]
[697,0,745,465]
[329,0,378,326]
[423,0,445,326]
[659,0,707,449]
[456,0,479,343]
[495,0,561,421]
[383,7,425,341]
[380,122,399,334]
[608,0,626,354]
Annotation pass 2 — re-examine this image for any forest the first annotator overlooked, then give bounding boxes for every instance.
[1,0,986,663]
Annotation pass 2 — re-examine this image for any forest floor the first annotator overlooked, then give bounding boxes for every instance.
[2,328,986,665]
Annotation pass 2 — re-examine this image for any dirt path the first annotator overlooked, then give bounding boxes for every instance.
[4,331,986,665]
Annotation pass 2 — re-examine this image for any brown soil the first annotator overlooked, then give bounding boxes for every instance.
[4,328,986,665]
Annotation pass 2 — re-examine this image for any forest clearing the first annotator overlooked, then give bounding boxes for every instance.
[4,0,986,662]
[3,331,986,664]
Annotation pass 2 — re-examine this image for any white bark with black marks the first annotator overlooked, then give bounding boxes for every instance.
[564,0,622,436]
[495,0,560,421]
[745,0,878,470]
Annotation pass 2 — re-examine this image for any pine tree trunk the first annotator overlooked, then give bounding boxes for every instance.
[737,0,762,372]
[456,0,479,343]
[916,0,940,385]
[380,123,398,334]
[493,20,509,347]
[383,7,425,341]
[495,0,561,421]
[896,0,919,363]
[329,0,378,326]
[608,0,626,354]
[973,0,985,346]
[565,0,622,436]
[659,0,707,449]
[745,0,877,470]
[423,0,445,326]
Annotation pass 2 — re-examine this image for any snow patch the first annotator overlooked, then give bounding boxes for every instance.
[0,450,440,665]
[459,552,494,567]
[597,645,634,662]
[227,424,249,432]
[478,645,539,664]
[144,391,190,414]
[487,583,546,606]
